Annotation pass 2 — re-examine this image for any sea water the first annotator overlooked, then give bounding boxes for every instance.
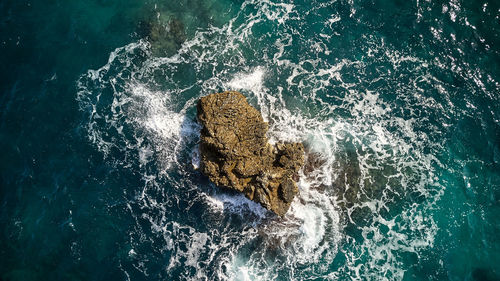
[1,0,499,280]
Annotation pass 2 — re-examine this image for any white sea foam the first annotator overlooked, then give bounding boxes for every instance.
[227,68,265,91]
[76,0,451,279]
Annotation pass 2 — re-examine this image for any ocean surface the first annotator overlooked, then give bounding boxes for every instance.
[1,0,499,280]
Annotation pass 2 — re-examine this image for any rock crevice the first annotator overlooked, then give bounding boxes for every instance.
[197,91,304,216]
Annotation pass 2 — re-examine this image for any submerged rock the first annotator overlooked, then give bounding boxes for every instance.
[138,17,186,57]
[197,91,305,216]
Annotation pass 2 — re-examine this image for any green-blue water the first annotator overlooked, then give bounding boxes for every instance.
[1,0,499,280]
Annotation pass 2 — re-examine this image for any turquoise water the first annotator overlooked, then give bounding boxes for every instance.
[1,0,499,280]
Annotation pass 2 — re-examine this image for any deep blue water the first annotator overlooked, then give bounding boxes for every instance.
[1,0,499,280]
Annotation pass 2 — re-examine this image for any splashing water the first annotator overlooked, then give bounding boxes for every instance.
[77,0,450,277]
[2,0,498,280]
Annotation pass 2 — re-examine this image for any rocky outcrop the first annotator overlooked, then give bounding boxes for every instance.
[197,91,304,216]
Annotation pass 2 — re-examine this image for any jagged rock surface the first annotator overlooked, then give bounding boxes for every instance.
[197,91,304,216]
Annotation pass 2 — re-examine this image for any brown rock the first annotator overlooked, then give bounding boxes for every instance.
[197,91,305,216]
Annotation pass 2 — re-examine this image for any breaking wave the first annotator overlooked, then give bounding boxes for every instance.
[74,0,499,279]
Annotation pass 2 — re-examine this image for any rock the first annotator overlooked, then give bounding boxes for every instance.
[138,17,186,57]
[197,91,304,216]
[279,177,297,203]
